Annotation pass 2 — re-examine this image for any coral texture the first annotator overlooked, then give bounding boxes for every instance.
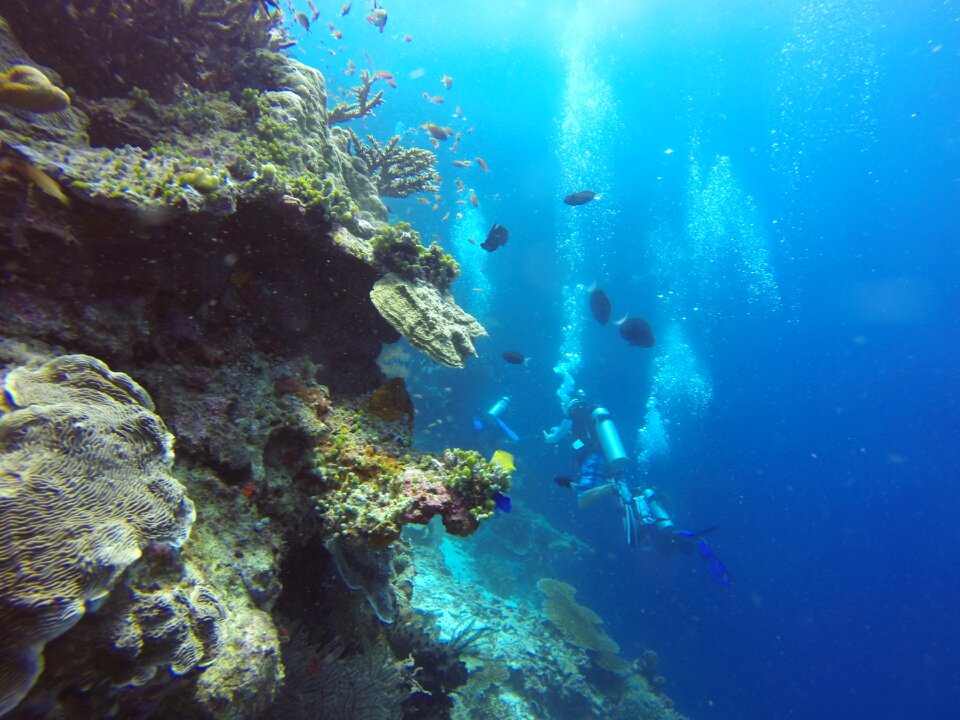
[0,354,195,716]
[346,129,441,198]
[370,275,487,368]
[536,578,620,654]
[0,64,69,113]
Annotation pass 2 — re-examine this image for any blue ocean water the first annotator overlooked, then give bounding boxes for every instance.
[298,1,959,718]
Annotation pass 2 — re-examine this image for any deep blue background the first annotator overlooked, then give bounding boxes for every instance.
[295,1,959,718]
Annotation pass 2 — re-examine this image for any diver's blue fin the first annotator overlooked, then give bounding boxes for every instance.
[696,539,733,587]
[472,416,484,432]
[496,418,519,442]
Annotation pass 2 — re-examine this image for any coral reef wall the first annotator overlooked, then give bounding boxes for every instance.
[0,5,501,719]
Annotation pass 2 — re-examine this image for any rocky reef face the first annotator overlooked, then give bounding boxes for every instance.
[0,4,502,719]
[0,5,684,720]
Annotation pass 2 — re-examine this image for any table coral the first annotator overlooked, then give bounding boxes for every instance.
[370,274,487,368]
[536,577,620,654]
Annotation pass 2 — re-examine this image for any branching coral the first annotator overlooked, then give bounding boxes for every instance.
[346,129,440,198]
[328,70,385,125]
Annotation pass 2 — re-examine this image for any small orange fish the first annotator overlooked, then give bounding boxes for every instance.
[451,160,472,168]
[435,194,442,201]
[240,481,256,498]
[373,70,394,80]
[454,106,463,117]
[454,179,465,191]
[476,156,489,172]
[403,34,413,42]
[432,204,439,211]
[341,2,352,16]
[422,93,444,104]
[470,191,479,208]
[451,142,459,152]
[467,126,475,134]
[472,287,484,292]
[455,131,462,141]
[343,59,356,75]
[441,212,450,222]
[441,75,453,90]
[385,78,397,88]
[332,29,343,40]
[416,197,430,204]
[308,0,321,21]
[420,123,449,141]
[456,212,463,219]
[467,237,477,246]
[327,48,336,56]
[367,5,388,33]
[455,200,467,205]
[328,22,336,30]
[430,138,440,149]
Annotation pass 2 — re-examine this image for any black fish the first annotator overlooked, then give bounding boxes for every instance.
[563,190,599,206]
[553,475,573,489]
[481,223,509,252]
[502,351,529,365]
[618,316,655,348]
[589,287,611,325]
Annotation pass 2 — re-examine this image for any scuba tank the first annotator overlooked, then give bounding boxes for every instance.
[592,407,628,473]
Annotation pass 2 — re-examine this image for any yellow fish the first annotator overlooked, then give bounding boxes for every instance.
[491,450,515,473]
[4,156,69,206]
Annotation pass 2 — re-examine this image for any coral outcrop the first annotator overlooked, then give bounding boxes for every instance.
[0,354,197,715]
[0,5,685,719]
[408,531,686,720]
[371,275,487,368]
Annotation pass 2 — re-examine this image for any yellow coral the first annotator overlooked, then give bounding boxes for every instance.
[0,65,70,113]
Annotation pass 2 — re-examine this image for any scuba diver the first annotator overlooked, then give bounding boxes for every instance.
[545,393,732,586]
[473,395,520,442]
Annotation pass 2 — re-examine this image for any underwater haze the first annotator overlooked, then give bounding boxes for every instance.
[294,1,959,719]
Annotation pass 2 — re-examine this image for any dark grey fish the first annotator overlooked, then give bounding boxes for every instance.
[563,190,599,206]
[618,316,655,348]
[589,287,611,325]
[553,475,574,488]
[502,351,528,365]
[481,223,509,252]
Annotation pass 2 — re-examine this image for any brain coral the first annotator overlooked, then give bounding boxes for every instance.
[0,354,196,716]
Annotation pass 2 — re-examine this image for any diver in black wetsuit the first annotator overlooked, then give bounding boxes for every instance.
[544,393,732,584]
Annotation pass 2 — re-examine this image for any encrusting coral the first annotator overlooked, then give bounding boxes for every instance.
[0,354,197,716]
